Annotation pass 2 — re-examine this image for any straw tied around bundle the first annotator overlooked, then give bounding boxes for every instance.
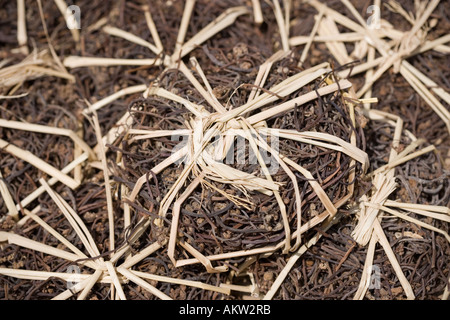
[0,0,392,300]
[289,0,450,133]
[59,0,369,294]
[124,54,370,271]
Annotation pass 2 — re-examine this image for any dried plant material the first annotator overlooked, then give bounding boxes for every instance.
[286,2,448,298]
[372,217,415,299]
[401,61,450,106]
[126,54,368,271]
[259,127,369,170]
[105,261,126,300]
[116,267,172,300]
[349,112,416,297]
[399,64,450,134]
[142,5,163,52]
[87,108,115,253]
[0,231,97,269]
[36,0,71,75]
[0,118,95,160]
[370,144,436,177]
[384,200,450,216]
[119,242,163,269]
[442,284,449,300]
[2,0,448,302]
[0,170,18,219]
[349,109,445,300]
[0,118,86,218]
[39,178,103,261]
[20,207,90,261]
[175,246,279,268]
[385,0,415,24]
[239,119,294,252]
[0,50,75,92]
[63,56,164,68]
[11,153,88,221]
[16,0,28,55]
[0,138,79,190]
[173,6,249,60]
[263,189,355,298]
[414,34,450,54]
[64,6,248,72]
[362,0,380,110]
[102,25,161,56]
[317,15,352,66]
[251,0,263,24]
[290,32,366,45]
[247,50,289,103]
[94,111,134,155]
[0,268,109,283]
[174,0,196,55]
[179,241,229,273]
[374,204,450,242]
[62,4,251,162]
[0,174,230,300]
[86,17,108,33]
[53,0,80,43]
[298,9,324,65]
[353,234,377,300]
[70,270,104,301]
[263,206,344,300]
[0,92,29,99]
[219,283,254,294]
[263,232,320,300]
[168,175,203,264]
[352,174,398,246]
[272,0,290,52]
[133,270,231,295]
[293,0,449,132]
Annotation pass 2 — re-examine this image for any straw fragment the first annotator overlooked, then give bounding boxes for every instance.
[103,25,161,55]
[117,267,172,300]
[0,138,79,189]
[0,169,18,219]
[251,0,263,24]
[17,0,28,55]
[142,5,163,52]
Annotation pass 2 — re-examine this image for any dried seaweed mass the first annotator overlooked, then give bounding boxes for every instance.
[0,0,449,301]
[121,54,368,271]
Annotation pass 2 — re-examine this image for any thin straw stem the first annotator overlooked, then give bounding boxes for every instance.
[63,56,164,68]
[0,138,79,189]
[143,6,163,52]
[247,80,352,124]
[174,0,196,55]
[0,169,18,219]
[14,153,87,214]
[89,109,115,254]
[251,0,263,24]
[17,0,28,55]
[299,9,323,65]
[272,0,290,52]
[134,270,231,295]
[103,25,161,55]
[117,267,172,300]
